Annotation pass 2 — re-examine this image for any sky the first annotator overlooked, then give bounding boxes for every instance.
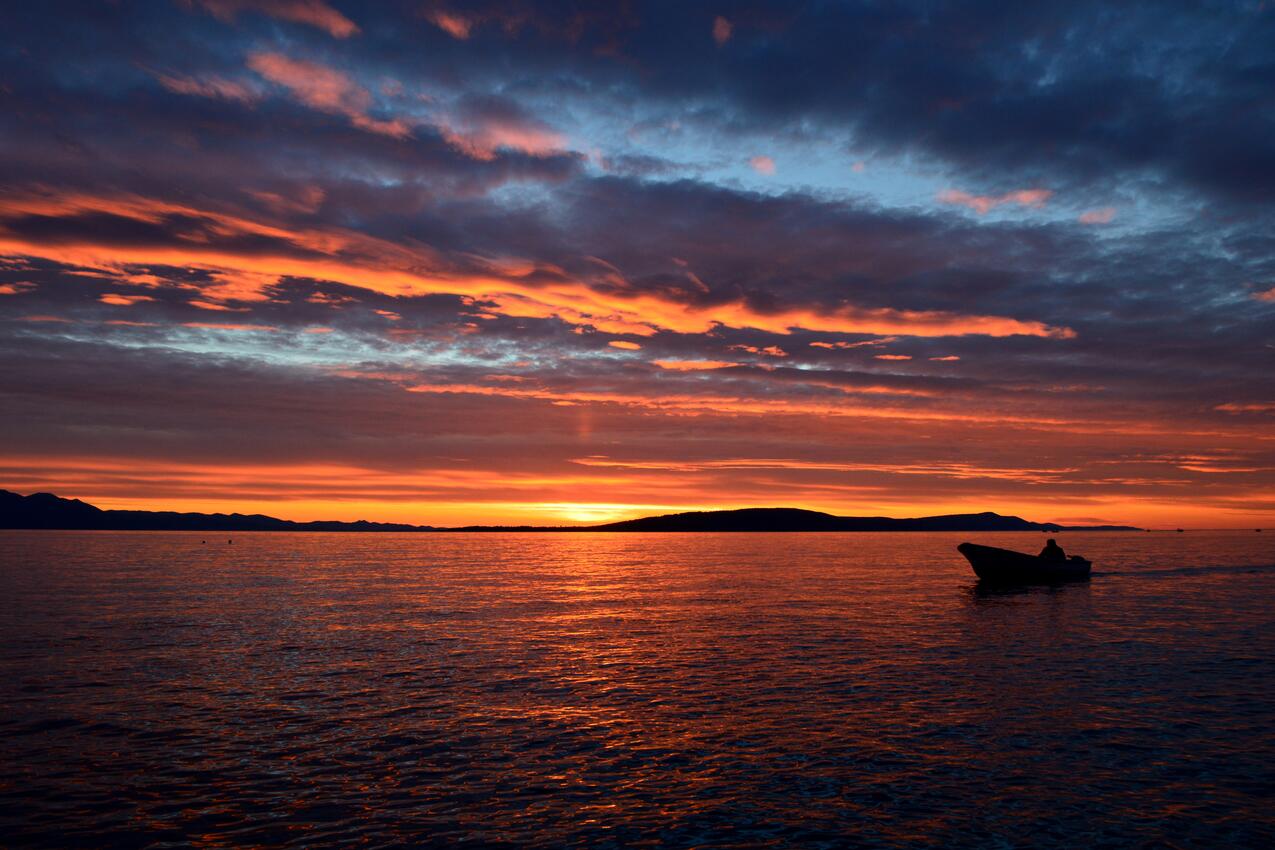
[1,0,1273,528]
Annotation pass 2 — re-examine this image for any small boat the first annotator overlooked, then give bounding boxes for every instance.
[957,542,1091,584]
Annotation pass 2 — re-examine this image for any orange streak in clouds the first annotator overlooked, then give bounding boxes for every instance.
[248,52,410,137]
[182,322,279,331]
[938,188,1052,214]
[192,0,360,38]
[99,293,157,306]
[0,189,1073,339]
[427,10,472,39]
[653,360,737,371]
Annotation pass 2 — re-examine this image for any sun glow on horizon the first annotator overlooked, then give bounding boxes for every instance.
[3,450,1273,528]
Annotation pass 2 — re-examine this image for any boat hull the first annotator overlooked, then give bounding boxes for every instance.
[957,542,1091,584]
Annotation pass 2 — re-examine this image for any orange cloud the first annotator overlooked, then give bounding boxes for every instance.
[189,299,248,312]
[810,337,895,350]
[730,344,787,357]
[190,0,359,38]
[652,360,737,371]
[713,16,733,45]
[608,340,642,350]
[155,72,261,103]
[427,10,472,39]
[570,456,1082,484]
[392,378,1102,429]
[437,112,566,160]
[874,354,912,361]
[749,155,776,175]
[99,293,157,306]
[0,189,1074,340]
[938,187,1052,214]
[1254,286,1275,302]
[249,185,326,215]
[1078,206,1117,224]
[247,52,409,137]
[182,322,278,331]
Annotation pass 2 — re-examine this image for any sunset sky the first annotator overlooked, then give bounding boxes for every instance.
[2,1,1273,527]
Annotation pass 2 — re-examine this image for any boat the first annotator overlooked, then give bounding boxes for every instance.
[957,542,1091,584]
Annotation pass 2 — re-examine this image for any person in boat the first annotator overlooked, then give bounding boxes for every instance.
[1039,538,1066,561]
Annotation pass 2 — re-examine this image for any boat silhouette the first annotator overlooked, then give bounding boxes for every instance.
[958,542,1092,584]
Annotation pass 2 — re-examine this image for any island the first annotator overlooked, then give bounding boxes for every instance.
[0,490,1141,532]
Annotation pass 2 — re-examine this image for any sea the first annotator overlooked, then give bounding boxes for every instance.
[1,530,1273,848]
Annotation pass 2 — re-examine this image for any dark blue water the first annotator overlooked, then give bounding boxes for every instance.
[2,531,1273,848]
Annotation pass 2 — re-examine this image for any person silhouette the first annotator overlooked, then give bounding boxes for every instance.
[1039,538,1066,560]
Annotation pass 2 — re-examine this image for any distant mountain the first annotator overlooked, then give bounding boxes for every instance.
[588,507,1139,532]
[0,490,1141,532]
[0,490,435,532]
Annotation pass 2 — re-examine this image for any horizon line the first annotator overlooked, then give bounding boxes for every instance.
[0,488,1169,532]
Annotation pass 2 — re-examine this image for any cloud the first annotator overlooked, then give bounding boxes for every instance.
[749,155,776,175]
[1079,207,1117,225]
[0,187,1077,341]
[247,52,409,137]
[188,0,358,38]
[608,340,641,350]
[155,72,261,104]
[1254,287,1275,302]
[938,188,1052,215]
[182,321,278,331]
[810,337,895,350]
[874,354,912,361]
[712,16,733,46]
[99,293,157,306]
[248,186,326,215]
[427,9,473,40]
[654,360,736,371]
[730,344,787,357]
[188,299,247,312]
[437,96,567,160]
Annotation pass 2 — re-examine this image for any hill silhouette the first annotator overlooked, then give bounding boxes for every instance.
[0,490,1140,532]
[0,490,436,532]
[587,507,1136,532]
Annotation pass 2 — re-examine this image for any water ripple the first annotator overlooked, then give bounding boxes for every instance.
[1,530,1273,848]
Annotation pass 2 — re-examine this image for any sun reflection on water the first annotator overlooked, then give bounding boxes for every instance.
[0,530,1272,847]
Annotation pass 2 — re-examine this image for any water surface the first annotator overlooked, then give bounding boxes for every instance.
[2,531,1273,847]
